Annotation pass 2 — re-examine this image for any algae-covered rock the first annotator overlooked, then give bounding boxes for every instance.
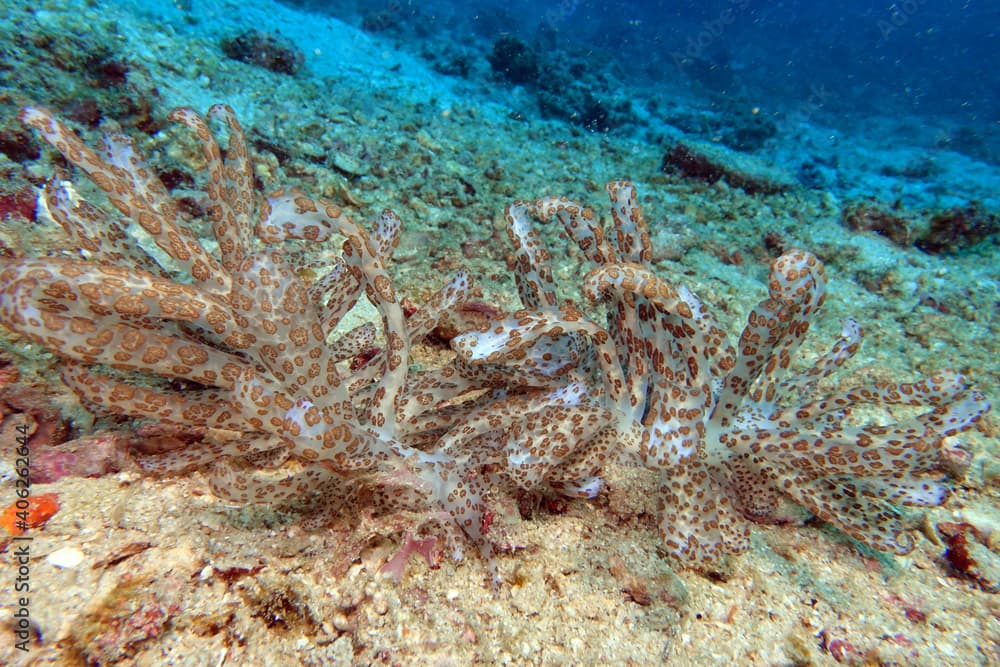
[661,141,797,195]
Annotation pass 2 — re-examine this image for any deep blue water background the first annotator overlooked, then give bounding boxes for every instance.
[285,0,999,154]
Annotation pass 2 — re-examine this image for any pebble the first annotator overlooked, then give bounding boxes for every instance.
[47,546,84,569]
[331,153,368,176]
[966,541,1000,592]
[957,503,1000,547]
[332,611,352,632]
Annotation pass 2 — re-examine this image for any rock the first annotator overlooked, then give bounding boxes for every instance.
[842,201,914,246]
[220,30,304,75]
[915,204,999,254]
[487,36,538,86]
[941,522,1000,591]
[33,431,135,483]
[963,541,1000,592]
[331,152,368,176]
[661,141,796,195]
[956,503,1000,552]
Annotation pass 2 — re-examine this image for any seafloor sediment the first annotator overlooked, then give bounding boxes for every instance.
[0,1,997,665]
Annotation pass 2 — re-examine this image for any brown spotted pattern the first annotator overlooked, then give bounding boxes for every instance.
[1,108,991,582]
[1,105,523,585]
[484,181,990,568]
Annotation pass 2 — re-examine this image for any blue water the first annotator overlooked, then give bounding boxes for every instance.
[284,0,999,163]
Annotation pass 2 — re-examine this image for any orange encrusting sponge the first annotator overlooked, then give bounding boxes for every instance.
[0,493,60,535]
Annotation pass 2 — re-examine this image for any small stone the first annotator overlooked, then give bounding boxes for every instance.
[957,503,1000,549]
[47,546,84,569]
[966,541,1000,592]
[331,153,368,176]
[332,611,353,632]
